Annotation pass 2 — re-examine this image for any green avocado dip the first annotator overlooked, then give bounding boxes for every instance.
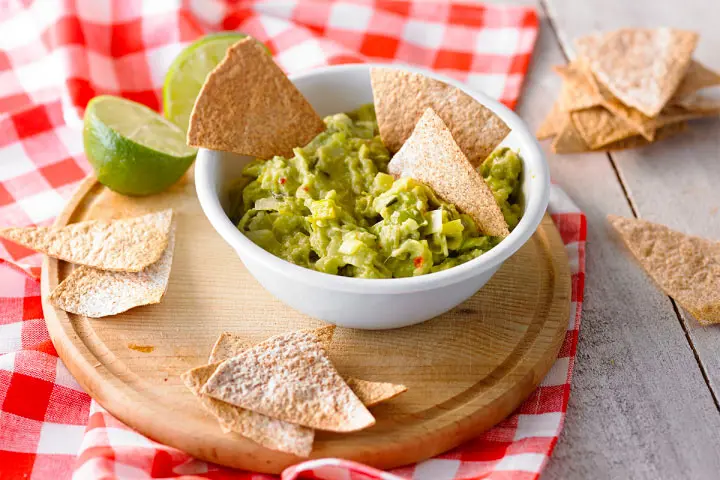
[227,104,523,279]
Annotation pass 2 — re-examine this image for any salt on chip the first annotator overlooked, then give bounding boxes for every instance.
[201,329,375,432]
[49,223,176,318]
[0,209,172,272]
[575,28,698,117]
[187,37,325,159]
[181,362,314,457]
[210,330,407,407]
[390,108,509,238]
[608,215,720,325]
[371,68,510,167]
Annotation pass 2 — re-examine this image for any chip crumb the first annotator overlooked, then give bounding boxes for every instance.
[128,344,155,353]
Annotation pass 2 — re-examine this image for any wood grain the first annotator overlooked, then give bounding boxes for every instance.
[526,7,720,479]
[42,173,571,474]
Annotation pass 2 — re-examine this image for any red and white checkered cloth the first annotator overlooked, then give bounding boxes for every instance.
[0,1,586,479]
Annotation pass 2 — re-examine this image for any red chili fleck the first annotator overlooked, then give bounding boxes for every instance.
[414,257,424,268]
[303,186,309,191]
[279,177,287,185]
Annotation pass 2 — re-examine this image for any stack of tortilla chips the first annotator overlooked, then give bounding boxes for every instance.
[538,28,720,153]
[181,326,407,457]
[0,209,176,318]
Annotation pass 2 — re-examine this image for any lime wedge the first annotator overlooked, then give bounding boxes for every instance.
[163,32,267,132]
[84,95,197,196]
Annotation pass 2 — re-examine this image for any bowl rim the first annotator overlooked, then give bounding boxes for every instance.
[195,63,550,294]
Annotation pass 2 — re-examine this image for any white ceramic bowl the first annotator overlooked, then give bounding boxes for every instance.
[195,63,549,329]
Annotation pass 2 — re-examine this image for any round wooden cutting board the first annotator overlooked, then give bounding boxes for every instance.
[42,170,571,474]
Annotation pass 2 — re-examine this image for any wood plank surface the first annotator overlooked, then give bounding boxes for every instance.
[514,8,720,479]
[542,0,720,405]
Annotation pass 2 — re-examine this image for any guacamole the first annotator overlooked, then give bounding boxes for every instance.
[228,105,523,279]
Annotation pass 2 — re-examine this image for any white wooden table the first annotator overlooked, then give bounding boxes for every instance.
[490,0,720,478]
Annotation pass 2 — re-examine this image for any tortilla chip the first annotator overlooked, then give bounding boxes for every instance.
[601,122,687,151]
[655,104,720,127]
[371,68,509,167]
[554,64,603,111]
[49,223,176,318]
[536,100,566,139]
[201,329,375,432]
[671,60,720,102]
[208,333,255,364]
[571,107,641,149]
[210,330,406,407]
[181,363,314,457]
[390,108,509,237]
[0,210,172,272]
[209,326,335,364]
[608,215,720,325]
[576,28,698,117]
[345,378,407,407]
[675,90,720,112]
[187,38,325,159]
[583,71,658,141]
[551,118,588,153]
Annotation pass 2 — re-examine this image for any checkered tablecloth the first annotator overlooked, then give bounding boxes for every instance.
[0,1,587,479]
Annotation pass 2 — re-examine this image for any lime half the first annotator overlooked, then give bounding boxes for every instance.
[163,32,251,132]
[84,95,197,196]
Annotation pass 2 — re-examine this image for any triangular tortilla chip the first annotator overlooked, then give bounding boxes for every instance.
[210,330,406,406]
[187,38,326,159]
[344,378,407,407]
[553,64,603,111]
[570,106,641,149]
[551,118,588,153]
[181,362,314,457]
[575,28,698,117]
[675,90,720,112]
[390,108,509,237]
[536,99,566,139]
[608,215,720,325]
[209,327,335,363]
[201,330,375,432]
[371,68,509,167]
[671,60,720,102]
[601,122,687,151]
[49,223,176,318]
[0,210,172,272]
